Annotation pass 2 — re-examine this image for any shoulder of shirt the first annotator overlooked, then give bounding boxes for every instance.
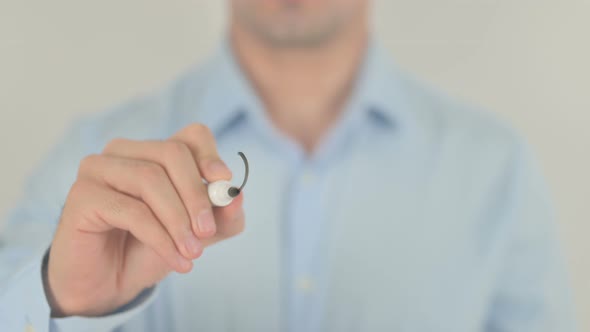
[74,63,214,148]
[393,70,528,165]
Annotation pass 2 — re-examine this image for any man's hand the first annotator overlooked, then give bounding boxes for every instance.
[45,124,245,317]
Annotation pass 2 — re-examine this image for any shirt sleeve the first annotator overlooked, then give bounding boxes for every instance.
[0,253,51,331]
[485,139,577,331]
[51,286,157,332]
[0,251,157,332]
[0,117,155,332]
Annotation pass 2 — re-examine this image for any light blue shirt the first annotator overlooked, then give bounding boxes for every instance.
[0,40,576,332]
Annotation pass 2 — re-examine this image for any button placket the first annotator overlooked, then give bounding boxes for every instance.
[285,163,326,332]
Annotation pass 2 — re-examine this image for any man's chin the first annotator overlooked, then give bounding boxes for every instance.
[246,17,349,49]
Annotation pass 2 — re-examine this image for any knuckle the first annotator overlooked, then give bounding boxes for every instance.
[64,180,97,227]
[185,123,213,141]
[124,202,153,232]
[128,204,153,229]
[137,162,166,184]
[102,138,128,153]
[198,155,221,167]
[68,179,92,201]
[105,194,129,219]
[78,154,100,174]
[163,140,191,160]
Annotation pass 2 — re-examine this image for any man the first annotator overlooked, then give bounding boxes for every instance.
[0,0,575,331]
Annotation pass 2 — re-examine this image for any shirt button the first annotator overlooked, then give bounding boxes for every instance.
[25,323,35,332]
[296,277,315,293]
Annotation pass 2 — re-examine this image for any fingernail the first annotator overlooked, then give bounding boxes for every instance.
[196,209,216,236]
[184,235,202,256]
[208,160,231,176]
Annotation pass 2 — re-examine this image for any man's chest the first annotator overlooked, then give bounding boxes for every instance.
[160,141,500,331]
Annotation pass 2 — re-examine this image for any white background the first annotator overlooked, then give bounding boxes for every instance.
[1,1,588,328]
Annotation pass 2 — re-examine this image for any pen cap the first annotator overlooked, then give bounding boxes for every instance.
[208,180,235,207]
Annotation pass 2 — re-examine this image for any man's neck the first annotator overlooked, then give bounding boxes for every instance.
[230,20,368,154]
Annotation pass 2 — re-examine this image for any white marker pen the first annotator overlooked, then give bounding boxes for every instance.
[207,152,249,207]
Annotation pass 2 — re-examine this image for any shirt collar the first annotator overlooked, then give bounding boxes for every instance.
[192,38,412,137]
[348,40,413,131]
[191,40,263,137]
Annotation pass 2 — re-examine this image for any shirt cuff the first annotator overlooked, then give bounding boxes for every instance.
[0,251,157,332]
[52,286,157,332]
[0,254,52,332]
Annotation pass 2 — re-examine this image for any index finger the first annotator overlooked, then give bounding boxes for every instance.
[172,124,232,182]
